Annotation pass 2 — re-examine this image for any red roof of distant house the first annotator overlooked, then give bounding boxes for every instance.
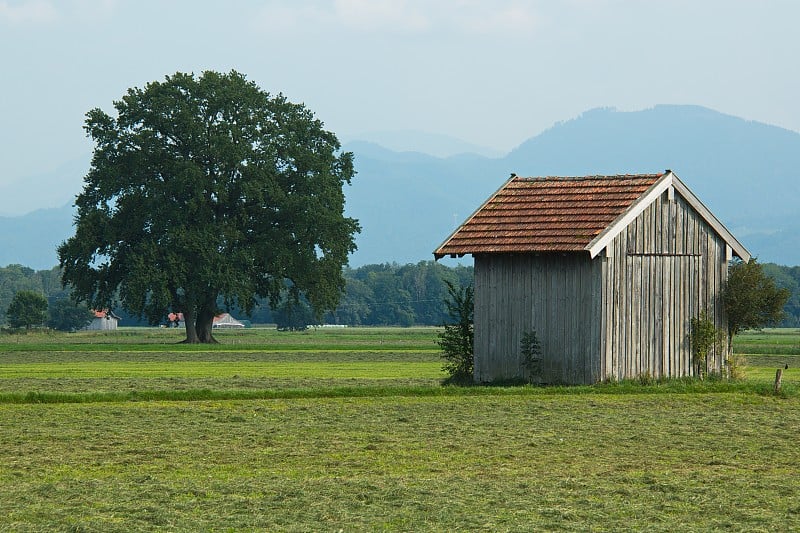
[92,309,120,319]
[434,173,664,258]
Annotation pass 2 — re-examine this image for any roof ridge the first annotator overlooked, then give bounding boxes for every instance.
[515,173,664,182]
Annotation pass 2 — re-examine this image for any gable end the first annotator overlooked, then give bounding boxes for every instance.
[585,171,750,261]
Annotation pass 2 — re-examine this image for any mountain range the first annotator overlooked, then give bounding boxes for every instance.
[2,104,799,270]
[344,105,800,267]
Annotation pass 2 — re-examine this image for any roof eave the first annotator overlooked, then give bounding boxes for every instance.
[433,252,469,260]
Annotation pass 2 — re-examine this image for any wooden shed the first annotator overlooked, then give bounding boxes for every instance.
[212,313,245,328]
[85,310,121,331]
[434,171,750,384]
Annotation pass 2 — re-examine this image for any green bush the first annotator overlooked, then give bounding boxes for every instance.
[724,258,790,348]
[437,281,474,383]
[520,329,542,383]
[690,311,727,378]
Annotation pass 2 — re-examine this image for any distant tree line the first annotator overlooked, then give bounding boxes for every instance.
[0,265,94,330]
[241,261,475,328]
[761,263,800,327]
[0,261,474,328]
[7,260,798,329]
[0,265,66,325]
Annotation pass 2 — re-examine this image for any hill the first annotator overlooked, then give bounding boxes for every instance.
[346,105,800,266]
[0,205,74,270]
[3,105,800,269]
[0,157,87,217]
[505,105,800,245]
[341,130,504,158]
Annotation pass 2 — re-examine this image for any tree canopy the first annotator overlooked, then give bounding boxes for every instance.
[47,299,94,331]
[723,258,790,347]
[58,71,359,343]
[761,263,800,326]
[0,265,62,324]
[6,290,48,330]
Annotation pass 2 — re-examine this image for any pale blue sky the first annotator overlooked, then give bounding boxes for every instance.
[1,0,798,214]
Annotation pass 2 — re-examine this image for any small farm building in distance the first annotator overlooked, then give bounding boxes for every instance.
[166,312,245,328]
[434,171,750,385]
[212,313,245,328]
[85,310,121,331]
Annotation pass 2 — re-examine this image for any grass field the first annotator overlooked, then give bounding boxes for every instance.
[0,327,798,530]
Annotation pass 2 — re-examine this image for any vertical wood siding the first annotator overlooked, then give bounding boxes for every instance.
[473,188,730,385]
[602,190,729,380]
[474,253,601,384]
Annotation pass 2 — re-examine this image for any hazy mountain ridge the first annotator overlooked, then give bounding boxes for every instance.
[0,204,74,270]
[0,157,87,217]
[342,130,504,158]
[346,105,800,267]
[506,105,800,222]
[3,105,800,269]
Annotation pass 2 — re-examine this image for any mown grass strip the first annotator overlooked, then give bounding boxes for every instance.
[0,361,445,379]
[0,350,441,366]
[735,346,800,355]
[0,343,438,353]
[0,326,442,350]
[1,379,795,405]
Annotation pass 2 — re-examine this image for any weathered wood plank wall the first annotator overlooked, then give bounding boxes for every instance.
[474,253,602,384]
[602,189,728,379]
[473,188,730,384]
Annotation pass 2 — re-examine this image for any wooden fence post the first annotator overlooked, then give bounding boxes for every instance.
[774,368,783,394]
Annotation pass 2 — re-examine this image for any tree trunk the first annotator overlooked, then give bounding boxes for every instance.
[182,307,199,343]
[180,304,218,344]
[176,289,219,344]
[195,306,218,344]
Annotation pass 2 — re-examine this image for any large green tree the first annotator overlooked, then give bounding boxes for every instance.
[6,290,48,330]
[59,71,359,343]
[723,258,790,350]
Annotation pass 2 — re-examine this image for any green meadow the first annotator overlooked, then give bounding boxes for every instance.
[0,327,798,530]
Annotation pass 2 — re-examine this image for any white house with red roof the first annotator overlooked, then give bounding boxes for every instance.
[85,310,121,331]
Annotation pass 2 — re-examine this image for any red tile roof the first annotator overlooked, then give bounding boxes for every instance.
[434,173,664,257]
